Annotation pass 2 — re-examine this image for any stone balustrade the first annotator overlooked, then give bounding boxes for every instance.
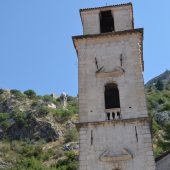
[105,108,121,120]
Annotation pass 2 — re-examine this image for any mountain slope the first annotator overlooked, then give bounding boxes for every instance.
[145,70,170,89]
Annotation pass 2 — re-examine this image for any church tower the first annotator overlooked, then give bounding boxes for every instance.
[73,3,156,170]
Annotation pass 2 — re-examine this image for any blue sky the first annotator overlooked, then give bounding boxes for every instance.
[0,0,169,96]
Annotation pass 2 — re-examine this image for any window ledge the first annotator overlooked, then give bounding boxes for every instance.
[75,117,151,129]
[105,108,120,112]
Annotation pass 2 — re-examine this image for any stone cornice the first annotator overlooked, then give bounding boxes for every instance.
[76,117,151,129]
[72,28,143,42]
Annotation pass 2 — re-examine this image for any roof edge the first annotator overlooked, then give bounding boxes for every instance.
[80,2,132,13]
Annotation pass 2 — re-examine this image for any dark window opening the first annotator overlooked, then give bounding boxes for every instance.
[100,10,115,33]
[105,83,120,109]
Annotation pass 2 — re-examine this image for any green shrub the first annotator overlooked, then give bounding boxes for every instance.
[154,146,164,157]
[10,89,25,100]
[67,102,78,115]
[64,128,78,143]
[158,121,170,151]
[38,106,51,116]
[42,95,54,103]
[0,113,10,122]
[10,89,21,94]
[159,101,170,111]
[158,98,165,104]
[0,89,4,94]
[162,90,170,98]
[54,148,64,159]
[65,151,77,161]
[21,145,43,158]
[0,142,11,153]
[67,96,75,102]
[152,119,160,135]
[24,90,36,99]
[13,111,27,128]
[52,151,78,170]
[67,97,78,115]
[10,157,46,170]
[54,108,73,122]
[1,120,11,130]
[39,149,54,161]
[65,162,78,170]
[31,101,42,107]
[10,140,23,153]
[155,80,164,91]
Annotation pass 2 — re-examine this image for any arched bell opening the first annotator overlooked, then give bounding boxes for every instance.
[104,83,121,121]
[100,10,115,33]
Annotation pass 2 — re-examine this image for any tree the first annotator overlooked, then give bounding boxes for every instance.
[24,89,36,99]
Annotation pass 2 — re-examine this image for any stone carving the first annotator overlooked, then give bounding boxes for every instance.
[99,148,133,162]
[96,66,124,78]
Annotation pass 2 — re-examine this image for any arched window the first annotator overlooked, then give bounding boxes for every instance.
[105,83,120,109]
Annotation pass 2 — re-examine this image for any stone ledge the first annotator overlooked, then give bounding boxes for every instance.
[76,117,151,129]
[72,28,143,41]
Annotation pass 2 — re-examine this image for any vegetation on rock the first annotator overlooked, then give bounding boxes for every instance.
[0,89,78,169]
[145,70,170,156]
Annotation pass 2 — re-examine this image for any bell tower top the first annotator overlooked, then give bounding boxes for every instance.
[80,2,134,35]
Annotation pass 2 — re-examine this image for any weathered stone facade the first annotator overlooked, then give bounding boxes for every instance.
[73,3,156,170]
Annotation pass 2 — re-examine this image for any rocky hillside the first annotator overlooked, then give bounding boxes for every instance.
[145,70,170,156]
[145,70,170,90]
[0,89,79,170]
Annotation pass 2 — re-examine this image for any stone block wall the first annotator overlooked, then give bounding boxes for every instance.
[78,120,155,170]
[76,32,146,123]
[81,5,133,35]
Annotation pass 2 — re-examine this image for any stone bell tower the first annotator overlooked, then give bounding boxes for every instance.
[73,3,156,170]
